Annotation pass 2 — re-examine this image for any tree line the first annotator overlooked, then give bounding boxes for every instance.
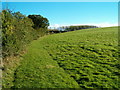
[64,25,98,31]
[49,25,98,33]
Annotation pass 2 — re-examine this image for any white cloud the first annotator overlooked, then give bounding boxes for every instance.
[48,24,70,29]
[88,22,118,27]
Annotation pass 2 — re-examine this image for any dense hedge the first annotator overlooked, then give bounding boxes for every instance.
[1,10,49,57]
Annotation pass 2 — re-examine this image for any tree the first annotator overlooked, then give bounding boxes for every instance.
[28,15,49,29]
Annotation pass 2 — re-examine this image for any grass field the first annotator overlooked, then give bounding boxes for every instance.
[3,27,119,89]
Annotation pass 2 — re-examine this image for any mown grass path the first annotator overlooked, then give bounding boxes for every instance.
[13,27,119,88]
[12,36,79,88]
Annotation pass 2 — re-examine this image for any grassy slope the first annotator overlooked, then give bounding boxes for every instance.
[11,27,119,88]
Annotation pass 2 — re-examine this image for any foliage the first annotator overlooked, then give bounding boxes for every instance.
[64,25,98,31]
[1,10,49,57]
[28,15,49,29]
[48,25,98,34]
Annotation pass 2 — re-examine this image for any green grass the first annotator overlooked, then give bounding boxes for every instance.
[3,27,119,89]
[11,39,79,88]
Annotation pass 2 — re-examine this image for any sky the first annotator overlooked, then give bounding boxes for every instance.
[1,0,120,2]
[2,2,118,28]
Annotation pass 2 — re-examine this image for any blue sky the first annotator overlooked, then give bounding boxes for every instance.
[2,0,119,2]
[2,2,118,27]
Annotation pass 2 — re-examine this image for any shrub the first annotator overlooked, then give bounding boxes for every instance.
[1,10,49,57]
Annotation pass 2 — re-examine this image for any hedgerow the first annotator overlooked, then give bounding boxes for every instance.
[1,10,49,57]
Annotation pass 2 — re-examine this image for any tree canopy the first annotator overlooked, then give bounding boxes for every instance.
[28,15,49,29]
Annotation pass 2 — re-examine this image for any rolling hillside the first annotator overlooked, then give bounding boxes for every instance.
[3,27,119,89]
